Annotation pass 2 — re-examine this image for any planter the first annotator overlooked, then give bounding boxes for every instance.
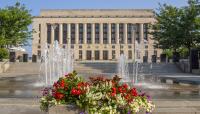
[48,105,82,114]
[48,105,147,114]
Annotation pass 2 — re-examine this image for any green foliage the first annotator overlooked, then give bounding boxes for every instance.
[0,48,9,60]
[0,2,32,47]
[151,0,200,52]
[163,49,173,58]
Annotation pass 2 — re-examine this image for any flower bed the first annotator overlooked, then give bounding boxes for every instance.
[40,71,155,114]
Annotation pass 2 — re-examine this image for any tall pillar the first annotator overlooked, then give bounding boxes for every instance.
[139,23,144,44]
[139,23,144,60]
[100,23,103,44]
[41,23,47,46]
[51,24,54,44]
[59,23,63,44]
[67,23,71,44]
[83,23,87,44]
[100,50,103,60]
[75,23,79,44]
[124,23,127,44]
[92,23,95,44]
[108,23,111,44]
[116,23,119,44]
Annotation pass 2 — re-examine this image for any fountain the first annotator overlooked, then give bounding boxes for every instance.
[117,54,130,82]
[39,41,74,86]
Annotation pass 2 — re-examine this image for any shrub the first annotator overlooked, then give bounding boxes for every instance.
[0,48,9,61]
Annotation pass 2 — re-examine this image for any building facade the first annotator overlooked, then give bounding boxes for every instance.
[32,9,161,62]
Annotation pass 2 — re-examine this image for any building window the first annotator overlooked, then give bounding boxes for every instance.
[135,24,140,43]
[79,45,82,49]
[103,23,108,44]
[145,50,148,57]
[112,45,115,49]
[79,24,83,44]
[128,45,132,49]
[87,24,92,44]
[103,50,108,60]
[71,23,75,44]
[143,23,148,41]
[39,24,41,32]
[111,23,116,44]
[47,24,51,44]
[127,23,132,44]
[95,50,100,60]
[54,24,59,42]
[95,23,100,44]
[128,50,132,59]
[120,50,124,54]
[63,24,67,44]
[86,50,92,60]
[119,23,124,44]
[79,50,82,60]
[112,50,115,59]
[71,45,74,49]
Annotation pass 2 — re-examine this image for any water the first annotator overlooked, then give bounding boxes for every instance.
[117,54,130,82]
[39,41,74,86]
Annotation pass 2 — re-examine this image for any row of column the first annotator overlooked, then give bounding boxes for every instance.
[49,23,144,44]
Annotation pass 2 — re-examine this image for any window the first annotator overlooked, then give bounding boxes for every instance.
[112,50,115,59]
[54,24,59,42]
[63,24,67,44]
[119,23,124,44]
[103,50,108,60]
[71,23,75,44]
[87,24,92,44]
[145,50,148,57]
[86,50,92,60]
[47,24,51,44]
[79,50,82,60]
[103,23,108,44]
[128,50,132,59]
[39,24,41,32]
[95,51,100,60]
[79,24,83,44]
[111,23,116,44]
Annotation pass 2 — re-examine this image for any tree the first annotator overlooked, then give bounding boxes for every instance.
[0,2,32,47]
[151,0,200,72]
[151,4,183,51]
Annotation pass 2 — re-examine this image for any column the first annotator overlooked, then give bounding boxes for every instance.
[51,24,54,44]
[116,23,119,44]
[67,23,71,44]
[100,50,103,60]
[124,23,127,44]
[139,23,144,44]
[108,23,111,44]
[59,23,63,44]
[100,23,103,44]
[139,23,144,60]
[91,23,95,44]
[75,23,79,44]
[41,23,47,46]
[83,23,87,44]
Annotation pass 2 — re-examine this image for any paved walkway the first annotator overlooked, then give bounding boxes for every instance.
[0,98,200,114]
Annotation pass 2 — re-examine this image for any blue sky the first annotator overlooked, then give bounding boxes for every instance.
[0,0,188,16]
[0,0,189,56]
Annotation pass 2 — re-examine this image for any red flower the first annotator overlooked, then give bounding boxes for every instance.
[54,92,64,100]
[118,87,123,93]
[122,83,128,89]
[59,79,65,88]
[71,88,82,96]
[130,88,138,97]
[111,92,116,97]
[112,87,117,93]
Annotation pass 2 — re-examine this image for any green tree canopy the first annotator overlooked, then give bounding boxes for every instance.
[0,2,32,47]
[151,0,200,52]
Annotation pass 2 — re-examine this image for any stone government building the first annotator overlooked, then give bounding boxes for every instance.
[32,9,162,62]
